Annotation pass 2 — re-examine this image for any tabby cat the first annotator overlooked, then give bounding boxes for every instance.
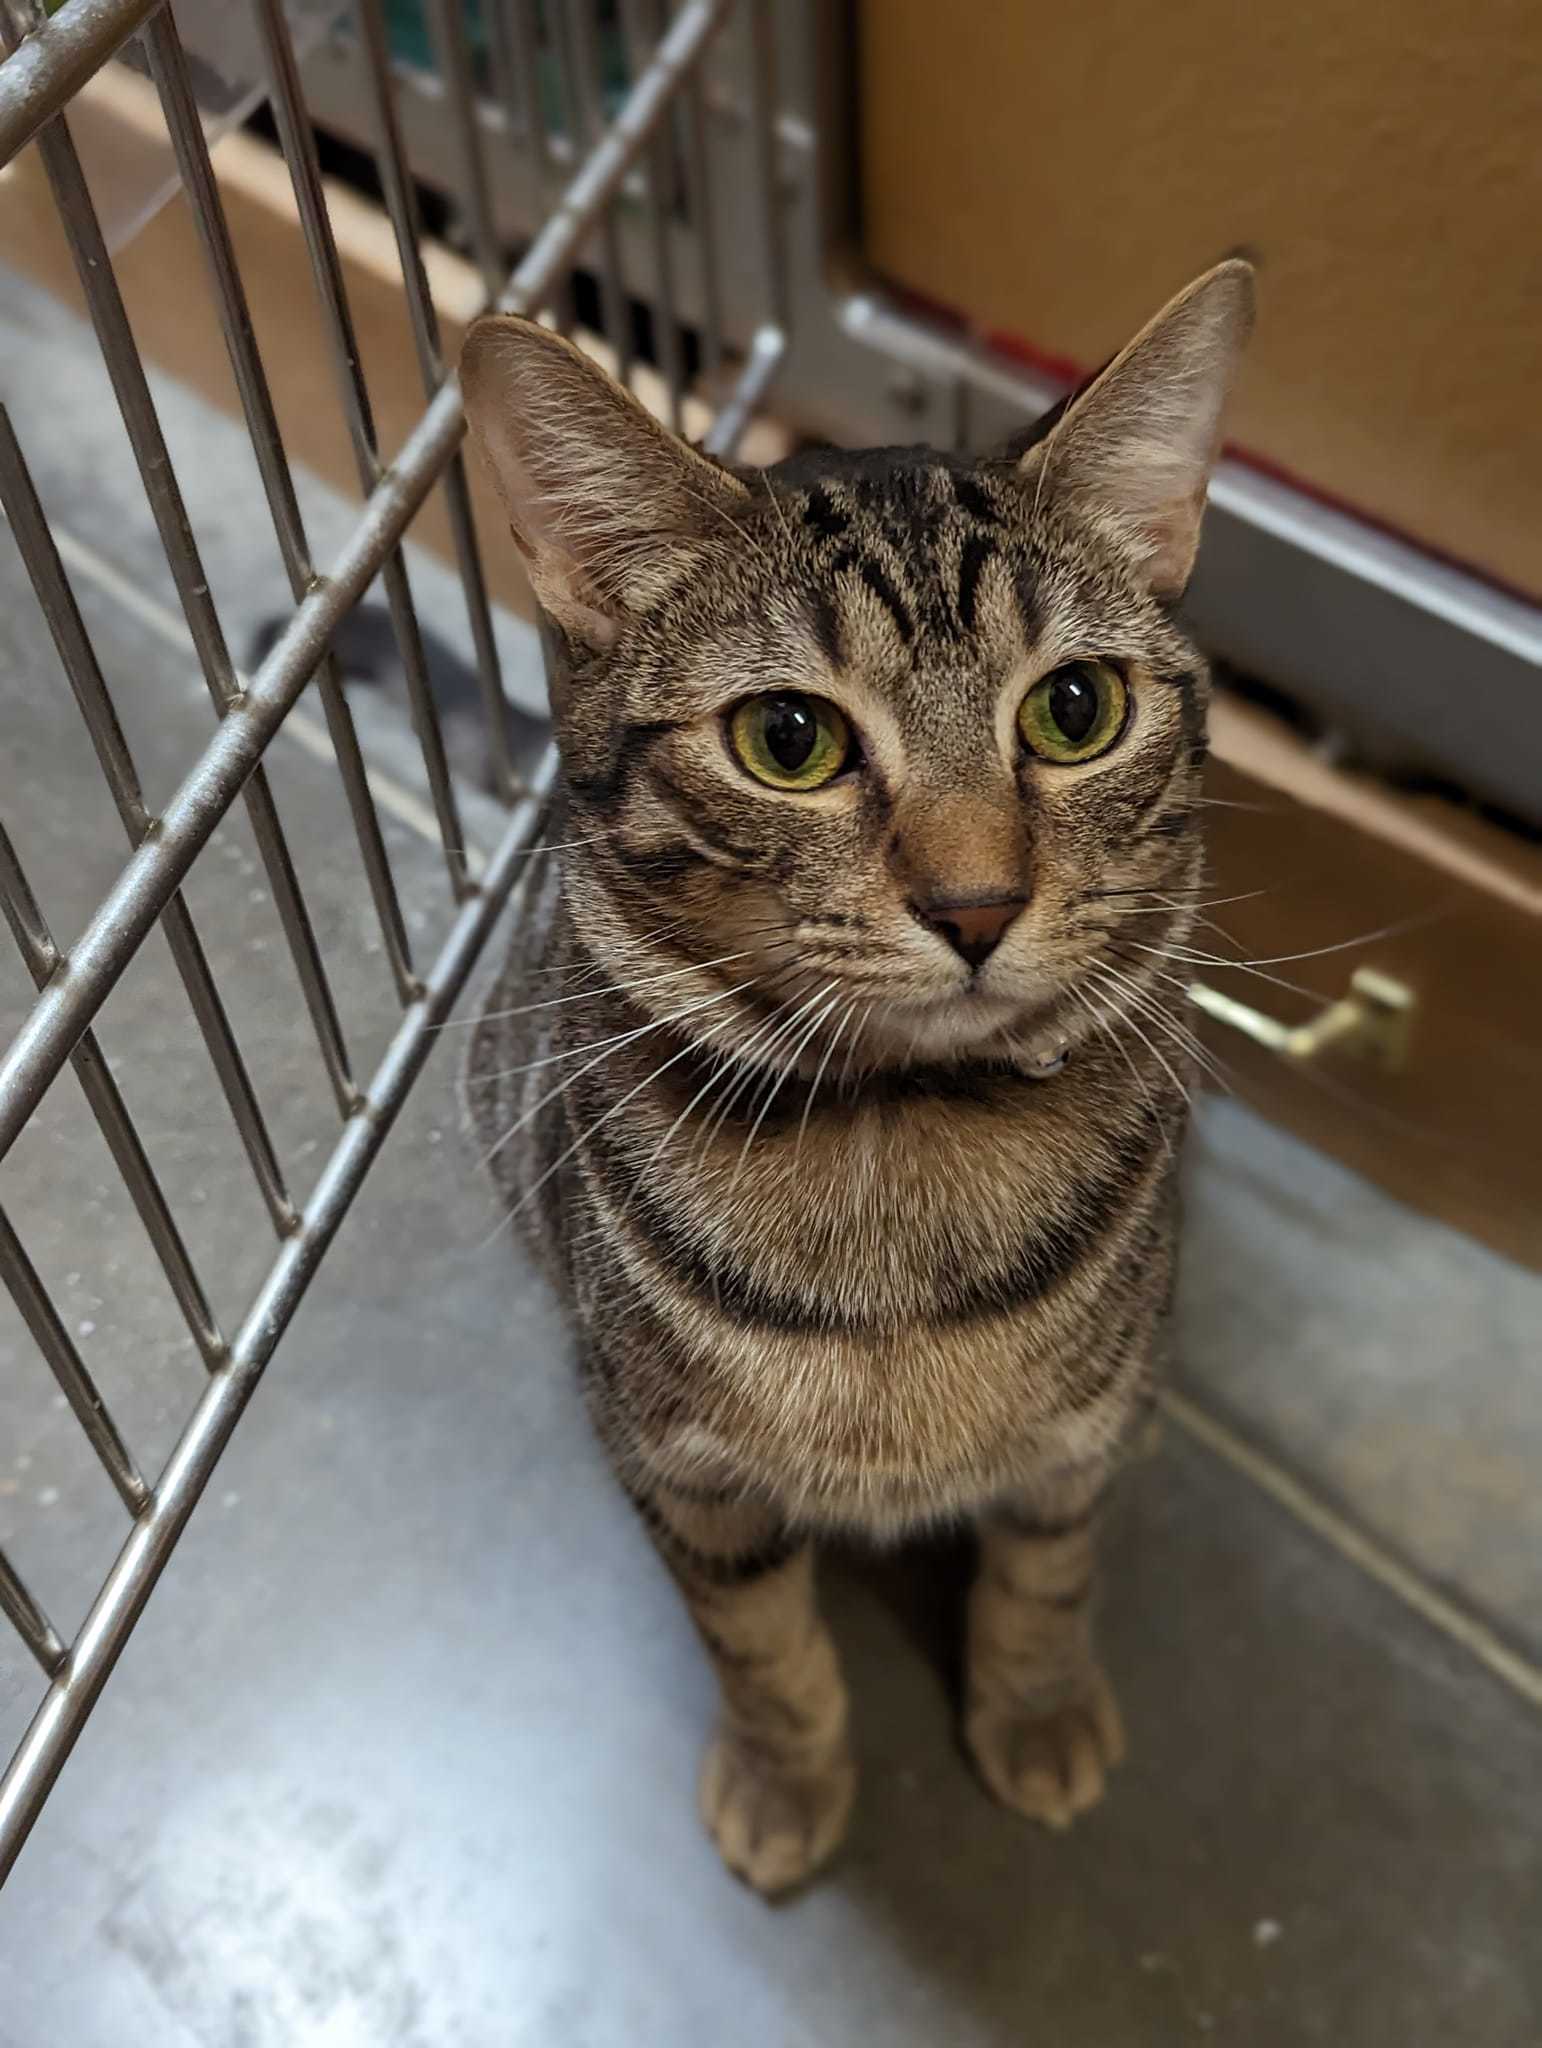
[461,261,1253,1894]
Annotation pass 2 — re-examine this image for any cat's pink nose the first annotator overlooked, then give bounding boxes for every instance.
[913,895,1026,970]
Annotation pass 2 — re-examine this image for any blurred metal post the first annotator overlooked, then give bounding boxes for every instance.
[619,0,687,429]
[560,0,634,382]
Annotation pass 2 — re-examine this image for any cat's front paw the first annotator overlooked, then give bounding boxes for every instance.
[699,1730,856,1896]
[965,1666,1127,1829]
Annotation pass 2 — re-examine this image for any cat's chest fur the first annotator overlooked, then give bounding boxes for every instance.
[469,913,1179,1530]
[603,1038,1169,1516]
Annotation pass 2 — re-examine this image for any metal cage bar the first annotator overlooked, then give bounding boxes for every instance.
[422,0,503,298]
[0,0,760,1888]
[495,0,578,335]
[0,818,226,1371]
[252,0,474,904]
[354,0,521,804]
[1,0,360,1123]
[620,0,686,431]
[0,1204,149,1519]
[681,34,723,384]
[0,406,299,1238]
[142,3,423,1002]
[560,0,634,382]
[0,1545,65,1680]
[0,0,159,168]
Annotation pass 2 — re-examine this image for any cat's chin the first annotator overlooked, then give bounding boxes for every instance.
[861,988,1063,1068]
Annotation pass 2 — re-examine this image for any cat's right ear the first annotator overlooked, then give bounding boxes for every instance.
[461,314,750,648]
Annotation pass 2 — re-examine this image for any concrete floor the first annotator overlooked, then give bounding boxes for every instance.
[1,261,1540,2044]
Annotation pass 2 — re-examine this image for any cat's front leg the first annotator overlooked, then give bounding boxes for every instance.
[637,1479,855,1895]
[965,1460,1126,1829]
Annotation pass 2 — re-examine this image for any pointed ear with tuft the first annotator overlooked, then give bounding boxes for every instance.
[460,313,750,648]
[1020,259,1255,599]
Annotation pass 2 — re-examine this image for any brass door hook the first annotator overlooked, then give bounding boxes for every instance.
[1189,966,1416,1071]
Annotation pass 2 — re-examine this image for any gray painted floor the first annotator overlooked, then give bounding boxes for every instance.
[1,260,1539,2044]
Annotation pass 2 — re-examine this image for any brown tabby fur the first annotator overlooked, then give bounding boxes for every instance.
[461,263,1254,1892]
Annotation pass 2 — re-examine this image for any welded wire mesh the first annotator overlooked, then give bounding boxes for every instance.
[0,0,782,1885]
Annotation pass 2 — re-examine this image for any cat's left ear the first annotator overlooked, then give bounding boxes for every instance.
[1019,259,1255,598]
[461,313,750,648]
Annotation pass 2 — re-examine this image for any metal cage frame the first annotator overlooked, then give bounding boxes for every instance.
[0,0,783,1886]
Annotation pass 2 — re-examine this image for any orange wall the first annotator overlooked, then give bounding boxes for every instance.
[860,0,1542,598]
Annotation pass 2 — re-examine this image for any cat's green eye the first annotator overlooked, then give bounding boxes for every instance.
[1017,660,1129,765]
[729,692,853,791]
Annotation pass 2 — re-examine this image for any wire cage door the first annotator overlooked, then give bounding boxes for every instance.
[0,0,785,1886]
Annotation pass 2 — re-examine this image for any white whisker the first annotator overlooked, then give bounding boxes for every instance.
[1116,938,1319,1005]
[760,470,795,551]
[1090,984,1193,1113]
[599,991,807,1239]
[797,999,857,1157]
[1214,911,1439,971]
[1094,960,1229,1095]
[474,975,760,1087]
[504,1034,722,1226]
[476,980,754,1169]
[690,974,825,1167]
[444,940,798,1031]
[727,987,843,1196]
[1067,982,1168,1145]
[836,1000,877,1095]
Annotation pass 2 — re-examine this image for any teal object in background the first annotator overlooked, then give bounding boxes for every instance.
[381,0,631,137]
[382,0,438,72]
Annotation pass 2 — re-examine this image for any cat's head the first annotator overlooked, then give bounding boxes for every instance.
[462,262,1252,1075]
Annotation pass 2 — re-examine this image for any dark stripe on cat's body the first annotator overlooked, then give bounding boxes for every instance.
[639,1034,1093,1132]
[567,718,683,808]
[802,486,851,543]
[570,1084,1170,1338]
[952,475,1004,526]
[1141,804,1195,842]
[956,533,996,636]
[1062,1309,1151,1415]
[997,1498,1100,1541]
[626,1485,797,1586]
[1175,678,1208,767]
[621,841,713,887]
[647,769,770,868]
[805,586,845,668]
[833,547,916,646]
[1013,559,1043,645]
